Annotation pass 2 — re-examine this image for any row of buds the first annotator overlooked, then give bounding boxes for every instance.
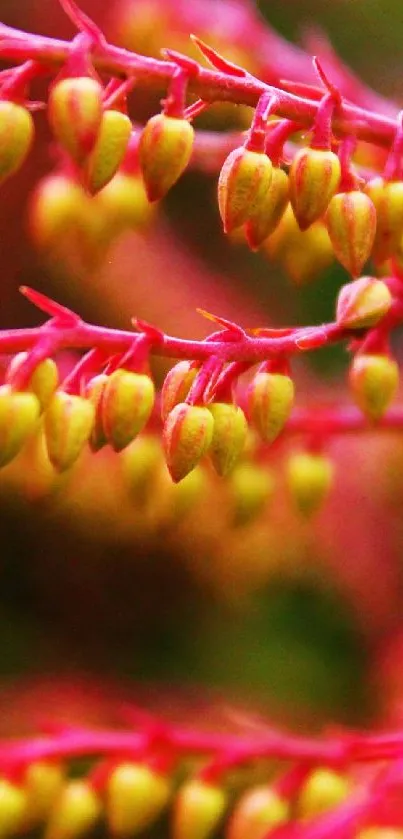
[0,762,356,839]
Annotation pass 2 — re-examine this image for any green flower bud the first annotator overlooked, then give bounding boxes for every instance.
[139,114,194,201]
[289,147,341,231]
[47,77,103,164]
[173,780,227,839]
[229,462,275,526]
[325,190,376,277]
[208,402,248,476]
[349,353,399,421]
[163,402,214,483]
[106,763,171,838]
[0,385,40,468]
[248,371,294,443]
[85,109,132,193]
[0,100,34,185]
[245,166,289,249]
[218,146,273,233]
[336,277,392,329]
[44,392,95,472]
[286,451,334,517]
[101,369,155,452]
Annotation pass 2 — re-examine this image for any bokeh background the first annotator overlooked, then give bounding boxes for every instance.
[0,0,403,736]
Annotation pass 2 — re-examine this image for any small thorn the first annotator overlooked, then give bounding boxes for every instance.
[20,286,80,325]
[190,35,248,77]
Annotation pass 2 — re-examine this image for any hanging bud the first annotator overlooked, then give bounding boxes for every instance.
[173,779,227,839]
[325,190,376,277]
[23,762,65,828]
[101,369,155,452]
[218,146,273,234]
[297,769,350,819]
[0,100,34,185]
[168,464,208,522]
[47,77,103,164]
[227,785,288,839]
[289,147,341,231]
[95,171,155,235]
[245,166,289,250]
[44,391,95,472]
[106,762,171,838]
[120,434,163,502]
[45,780,102,839]
[0,779,27,839]
[248,371,294,444]
[365,177,403,263]
[208,402,248,476]
[264,204,334,286]
[86,374,109,452]
[0,385,40,468]
[28,174,95,253]
[85,110,132,193]
[139,114,194,201]
[349,353,399,421]
[163,402,214,483]
[286,451,334,517]
[229,462,275,526]
[6,353,59,411]
[336,277,392,330]
[161,361,198,422]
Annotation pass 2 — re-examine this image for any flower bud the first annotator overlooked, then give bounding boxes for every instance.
[45,780,102,839]
[289,147,341,231]
[101,369,155,452]
[161,361,198,422]
[229,462,275,526]
[365,177,403,262]
[23,762,65,827]
[336,277,392,329]
[44,392,95,472]
[349,353,399,421]
[120,434,163,502]
[208,402,248,476]
[106,763,171,837]
[0,779,27,838]
[173,779,227,839]
[245,166,289,250]
[0,101,34,185]
[286,452,334,517]
[85,110,132,193]
[7,353,59,411]
[248,371,294,444]
[47,77,103,164]
[139,114,194,201]
[169,464,208,521]
[28,174,94,252]
[297,769,350,819]
[218,147,273,233]
[0,385,40,468]
[95,172,155,234]
[325,190,376,277]
[264,205,333,285]
[86,374,109,452]
[163,402,214,483]
[227,785,288,839]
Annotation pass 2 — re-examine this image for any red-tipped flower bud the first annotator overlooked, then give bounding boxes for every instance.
[227,785,288,839]
[286,451,334,516]
[325,190,376,277]
[44,781,101,839]
[245,166,289,250]
[289,147,341,231]
[85,110,132,193]
[139,114,194,201]
[173,779,227,839]
[106,762,171,837]
[218,147,273,233]
[163,402,214,483]
[0,385,40,468]
[101,369,155,452]
[208,402,248,476]
[161,361,198,422]
[47,77,103,164]
[349,353,399,421]
[0,100,34,185]
[365,177,403,263]
[248,371,294,444]
[44,391,95,472]
[336,276,392,329]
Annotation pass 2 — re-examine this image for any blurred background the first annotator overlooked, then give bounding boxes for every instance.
[0,0,403,737]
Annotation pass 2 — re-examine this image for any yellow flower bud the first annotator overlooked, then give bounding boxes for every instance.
[120,434,163,502]
[0,385,40,468]
[139,113,194,201]
[86,373,109,452]
[264,205,333,286]
[248,371,294,443]
[245,166,289,250]
[161,361,198,422]
[286,451,334,517]
[7,352,59,411]
[163,402,214,483]
[0,779,27,839]
[173,779,227,839]
[218,146,273,233]
[336,277,392,330]
[23,762,65,827]
[28,174,94,252]
[289,147,341,231]
[365,177,403,262]
[228,462,275,526]
[325,190,376,277]
[44,392,95,472]
[0,101,34,185]
[45,780,102,839]
[349,353,399,421]
[47,77,103,164]
[85,110,132,193]
[101,369,155,452]
[95,172,155,234]
[208,402,248,476]
[106,763,171,837]
[227,785,288,839]
[297,769,350,819]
